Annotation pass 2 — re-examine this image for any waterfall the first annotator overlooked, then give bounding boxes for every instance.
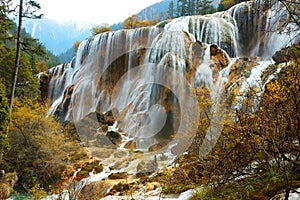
[48,27,161,121]
[194,45,213,87]
[164,12,239,57]
[45,0,299,153]
[110,30,197,150]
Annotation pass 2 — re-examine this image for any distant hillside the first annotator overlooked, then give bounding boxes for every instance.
[24,0,221,60]
[112,0,174,30]
[58,47,75,64]
[23,19,95,55]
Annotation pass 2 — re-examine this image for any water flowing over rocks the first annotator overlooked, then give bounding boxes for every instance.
[42,1,299,154]
[38,0,300,199]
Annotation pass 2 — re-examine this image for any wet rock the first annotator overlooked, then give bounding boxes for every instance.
[272,43,300,64]
[148,140,169,152]
[210,44,230,69]
[0,172,18,200]
[99,124,109,132]
[108,172,128,180]
[97,110,116,126]
[79,181,112,200]
[106,131,122,147]
[96,135,117,149]
[225,58,259,93]
[159,153,168,161]
[39,72,49,103]
[136,156,158,178]
[107,182,132,196]
[124,140,137,149]
[75,160,103,179]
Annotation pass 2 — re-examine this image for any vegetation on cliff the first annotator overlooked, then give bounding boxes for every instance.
[153,57,300,199]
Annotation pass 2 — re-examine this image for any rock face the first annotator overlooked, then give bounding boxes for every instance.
[0,172,18,200]
[41,1,299,152]
[272,43,300,64]
[136,156,158,178]
[210,44,230,70]
[106,131,122,147]
[79,181,112,200]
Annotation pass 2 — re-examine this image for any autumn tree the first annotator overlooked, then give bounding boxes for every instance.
[3,101,88,191]
[123,14,155,29]
[92,25,112,36]
[73,40,81,53]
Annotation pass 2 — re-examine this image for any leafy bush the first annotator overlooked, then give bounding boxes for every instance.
[92,26,112,35]
[3,101,88,192]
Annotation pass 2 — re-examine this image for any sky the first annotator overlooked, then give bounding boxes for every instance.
[35,0,163,24]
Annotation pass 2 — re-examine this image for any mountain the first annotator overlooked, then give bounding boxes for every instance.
[24,0,222,57]
[111,0,174,30]
[22,18,95,55]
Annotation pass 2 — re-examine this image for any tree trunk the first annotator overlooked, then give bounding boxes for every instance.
[284,187,290,200]
[9,0,23,114]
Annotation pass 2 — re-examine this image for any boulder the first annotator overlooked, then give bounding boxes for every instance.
[136,156,158,178]
[148,140,169,152]
[106,131,122,147]
[97,110,116,126]
[74,160,103,179]
[124,140,137,149]
[79,181,112,199]
[272,43,300,64]
[210,44,230,69]
[96,135,117,149]
[108,172,128,180]
[0,172,18,200]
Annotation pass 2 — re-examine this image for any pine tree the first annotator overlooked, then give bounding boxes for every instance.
[9,0,42,113]
[0,79,9,164]
[168,0,175,19]
[200,0,215,15]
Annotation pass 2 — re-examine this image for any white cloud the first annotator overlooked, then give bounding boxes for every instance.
[36,0,162,24]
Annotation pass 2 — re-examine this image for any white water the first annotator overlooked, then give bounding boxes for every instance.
[194,45,213,87]
[39,1,300,199]
[235,60,274,111]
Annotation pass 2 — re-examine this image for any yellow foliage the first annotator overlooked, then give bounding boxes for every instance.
[123,15,156,29]
[92,25,112,36]
[220,0,236,9]
[6,100,88,191]
[73,41,81,53]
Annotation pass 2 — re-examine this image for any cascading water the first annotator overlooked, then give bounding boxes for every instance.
[164,12,239,57]
[45,0,299,153]
[39,1,300,199]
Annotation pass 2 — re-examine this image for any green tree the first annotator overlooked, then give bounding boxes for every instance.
[0,0,13,43]
[168,0,175,19]
[0,49,40,100]
[9,0,42,113]
[0,79,9,163]
[199,0,215,15]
